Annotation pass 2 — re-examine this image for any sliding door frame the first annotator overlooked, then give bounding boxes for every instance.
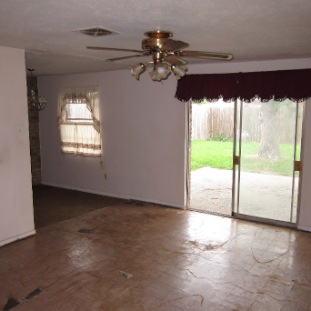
[232,100,305,228]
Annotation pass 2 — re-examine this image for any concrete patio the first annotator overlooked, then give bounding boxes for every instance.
[190,167,297,223]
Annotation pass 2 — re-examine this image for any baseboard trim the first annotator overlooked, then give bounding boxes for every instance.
[0,229,36,247]
[41,182,184,210]
[297,226,311,232]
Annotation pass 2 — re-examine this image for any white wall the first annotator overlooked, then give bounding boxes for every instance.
[0,46,35,246]
[188,57,311,74]
[38,57,311,229]
[38,70,186,207]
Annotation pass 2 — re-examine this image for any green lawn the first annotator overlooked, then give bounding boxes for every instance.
[191,140,296,176]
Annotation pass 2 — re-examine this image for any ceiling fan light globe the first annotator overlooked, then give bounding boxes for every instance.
[156,63,171,80]
[149,63,171,81]
[171,65,187,79]
[149,70,161,81]
[131,63,146,80]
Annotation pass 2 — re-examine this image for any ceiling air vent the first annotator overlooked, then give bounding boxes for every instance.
[75,27,117,37]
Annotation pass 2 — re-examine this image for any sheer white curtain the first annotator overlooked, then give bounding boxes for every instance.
[58,86,102,156]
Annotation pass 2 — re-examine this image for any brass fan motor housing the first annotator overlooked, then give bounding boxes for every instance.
[142,30,173,51]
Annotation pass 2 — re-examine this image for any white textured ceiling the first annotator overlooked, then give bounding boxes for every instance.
[1,0,311,76]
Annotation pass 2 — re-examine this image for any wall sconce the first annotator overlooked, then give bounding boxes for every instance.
[28,68,47,111]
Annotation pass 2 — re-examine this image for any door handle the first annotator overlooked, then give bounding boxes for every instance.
[294,161,302,172]
[233,155,240,165]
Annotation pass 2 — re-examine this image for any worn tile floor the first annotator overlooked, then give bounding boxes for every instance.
[1,188,311,310]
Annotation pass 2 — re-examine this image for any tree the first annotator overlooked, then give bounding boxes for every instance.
[258,101,282,160]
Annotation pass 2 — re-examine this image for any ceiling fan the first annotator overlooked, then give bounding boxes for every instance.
[87,30,233,81]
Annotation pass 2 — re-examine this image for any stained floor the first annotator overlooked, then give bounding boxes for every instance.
[1,187,311,310]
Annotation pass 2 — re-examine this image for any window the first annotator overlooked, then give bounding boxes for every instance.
[58,86,101,156]
[66,103,93,121]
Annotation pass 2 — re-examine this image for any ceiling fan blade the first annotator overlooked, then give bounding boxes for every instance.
[107,54,148,62]
[161,39,189,51]
[87,46,143,53]
[163,54,188,66]
[177,50,233,61]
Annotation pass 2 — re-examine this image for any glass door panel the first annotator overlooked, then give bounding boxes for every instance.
[237,99,301,223]
[232,99,241,214]
[189,99,234,216]
[291,101,304,223]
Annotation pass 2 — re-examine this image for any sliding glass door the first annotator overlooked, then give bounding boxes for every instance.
[233,99,304,224]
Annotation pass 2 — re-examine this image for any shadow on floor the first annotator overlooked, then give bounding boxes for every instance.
[33,185,128,229]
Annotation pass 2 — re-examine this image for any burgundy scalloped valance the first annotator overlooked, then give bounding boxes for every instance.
[175,68,311,102]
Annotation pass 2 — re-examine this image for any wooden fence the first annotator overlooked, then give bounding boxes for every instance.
[192,102,301,144]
